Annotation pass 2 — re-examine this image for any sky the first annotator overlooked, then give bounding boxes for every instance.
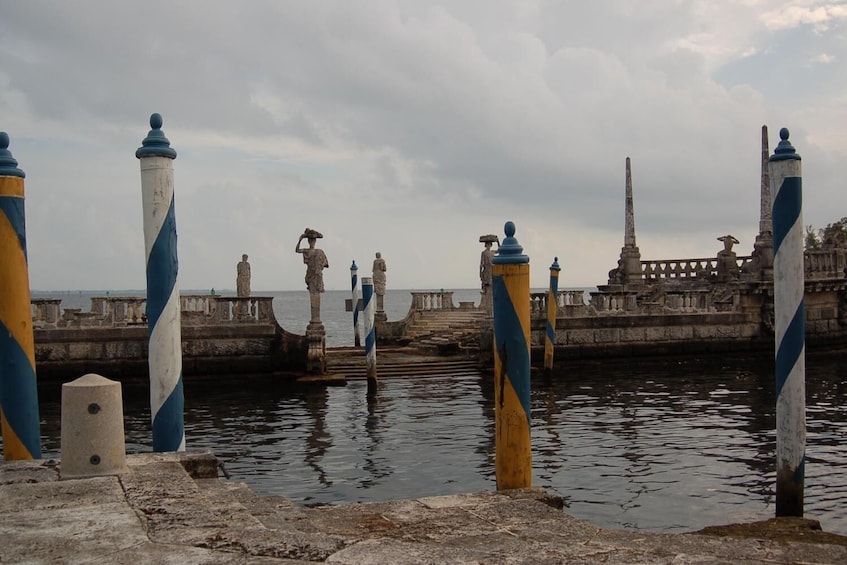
[2,1,846,292]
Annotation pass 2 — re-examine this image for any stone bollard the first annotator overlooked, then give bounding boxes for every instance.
[60,374,128,479]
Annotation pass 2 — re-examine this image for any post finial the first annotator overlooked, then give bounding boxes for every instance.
[770,127,801,161]
[550,257,561,271]
[0,131,25,178]
[136,113,177,159]
[493,221,529,264]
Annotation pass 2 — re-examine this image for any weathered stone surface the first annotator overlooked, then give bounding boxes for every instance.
[3,455,847,564]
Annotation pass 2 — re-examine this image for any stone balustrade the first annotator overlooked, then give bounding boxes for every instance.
[806,249,847,280]
[589,292,638,314]
[663,290,711,312]
[641,256,752,280]
[530,290,588,317]
[31,299,62,328]
[32,295,276,329]
[410,291,455,311]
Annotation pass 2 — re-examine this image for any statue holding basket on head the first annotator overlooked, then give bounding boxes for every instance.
[296,228,329,324]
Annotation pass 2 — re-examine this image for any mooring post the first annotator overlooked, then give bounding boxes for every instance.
[492,221,532,489]
[362,276,378,397]
[351,260,361,348]
[544,257,561,379]
[60,374,128,479]
[136,113,185,452]
[0,131,41,460]
[769,127,805,517]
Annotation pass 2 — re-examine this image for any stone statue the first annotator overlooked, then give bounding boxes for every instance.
[236,254,251,297]
[372,252,387,312]
[716,234,740,281]
[479,234,499,313]
[295,228,329,324]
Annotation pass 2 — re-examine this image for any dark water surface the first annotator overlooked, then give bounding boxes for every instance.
[26,352,847,536]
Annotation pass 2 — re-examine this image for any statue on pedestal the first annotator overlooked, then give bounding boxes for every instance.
[236,254,251,297]
[479,234,499,314]
[373,252,387,314]
[295,228,329,325]
[717,234,740,281]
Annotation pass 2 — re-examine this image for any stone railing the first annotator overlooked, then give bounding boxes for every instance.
[662,290,711,312]
[31,299,63,328]
[805,249,847,280]
[589,292,638,314]
[207,296,276,324]
[641,256,752,281]
[530,290,587,317]
[32,295,276,329]
[410,291,455,311]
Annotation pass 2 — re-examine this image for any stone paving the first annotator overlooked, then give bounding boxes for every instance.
[2,451,846,564]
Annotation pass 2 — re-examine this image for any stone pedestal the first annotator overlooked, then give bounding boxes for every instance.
[60,374,128,479]
[306,323,326,374]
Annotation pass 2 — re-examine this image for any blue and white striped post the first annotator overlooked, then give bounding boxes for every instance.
[543,257,561,378]
[362,276,377,397]
[351,260,361,348]
[492,221,532,489]
[136,113,185,452]
[0,132,41,460]
[769,127,805,517]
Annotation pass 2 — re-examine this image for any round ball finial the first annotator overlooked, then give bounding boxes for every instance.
[0,131,25,178]
[492,220,529,265]
[770,125,800,162]
[136,112,177,160]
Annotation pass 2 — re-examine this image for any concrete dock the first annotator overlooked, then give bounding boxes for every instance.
[2,451,846,564]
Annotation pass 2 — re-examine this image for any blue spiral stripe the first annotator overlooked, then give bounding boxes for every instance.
[363,283,375,352]
[775,304,805,397]
[0,320,40,457]
[492,276,531,422]
[0,197,26,260]
[772,177,801,255]
[152,376,184,452]
[146,195,178,332]
[352,273,359,329]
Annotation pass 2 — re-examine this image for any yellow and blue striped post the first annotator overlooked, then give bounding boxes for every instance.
[362,276,378,397]
[351,261,361,348]
[492,221,531,489]
[544,257,561,378]
[0,132,41,460]
[136,113,185,452]
[769,127,805,516]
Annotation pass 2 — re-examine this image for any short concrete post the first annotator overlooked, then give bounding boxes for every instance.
[769,127,806,517]
[492,221,532,490]
[0,131,41,460]
[544,257,561,378]
[136,113,185,452]
[362,276,378,397]
[60,374,128,479]
[351,260,361,348]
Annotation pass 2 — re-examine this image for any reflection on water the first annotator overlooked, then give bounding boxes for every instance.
[21,353,847,535]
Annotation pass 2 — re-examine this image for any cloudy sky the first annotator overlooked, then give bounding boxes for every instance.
[2,1,846,292]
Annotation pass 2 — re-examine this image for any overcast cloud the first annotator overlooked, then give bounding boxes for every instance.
[2,1,845,292]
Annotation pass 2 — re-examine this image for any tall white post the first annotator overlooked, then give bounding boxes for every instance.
[769,127,805,516]
[136,113,184,452]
